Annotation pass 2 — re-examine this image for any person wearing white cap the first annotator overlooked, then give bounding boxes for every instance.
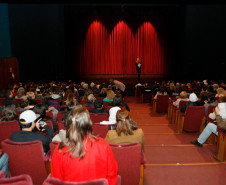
[180,93,200,113]
[100,106,121,126]
[11,110,55,154]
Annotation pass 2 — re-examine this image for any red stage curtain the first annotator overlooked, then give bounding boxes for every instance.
[80,21,165,75]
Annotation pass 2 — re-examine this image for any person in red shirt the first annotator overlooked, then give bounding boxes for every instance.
[51,106,118,185]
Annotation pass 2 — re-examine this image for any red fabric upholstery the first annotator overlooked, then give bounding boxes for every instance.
[42,175,109,185]
[89,113,108,124]
[0,173,33,185]
[109,143,142,185]
[35,99,42,104]
[0,171,6,178]
[49,105,58,110]
[57,112,65,122]
[206,105,217,124]
[57,121,66,130]
[45,120,53,129]
[49,141,60,158]
[80,100,88,105]
[16,111,23,117]
[1,139,48,185]
[183,106,205,132]
[84,106,95,111]
[0,121,20,148]
[103,101,111,110]
[92,124,109,138]
[46,112,54,120]
[14,99,23,105]
[156,95,169,113]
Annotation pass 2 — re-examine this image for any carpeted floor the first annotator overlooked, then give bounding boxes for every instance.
[125,96,226,185]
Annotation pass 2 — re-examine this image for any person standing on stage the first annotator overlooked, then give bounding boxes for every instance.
[136,57,142,82]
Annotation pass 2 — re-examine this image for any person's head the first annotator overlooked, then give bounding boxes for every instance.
[213,84,219,91]
[87,94,96,104]
[189,93,198,102]
[20,100,29,108]
[159,86,166,94]
[67,101,77,110]
[217,88,225,95]
[112,95,123,106]
[179,91,188,99]
[219,94,226,103]
[66,93,75,103]
[116,109,138,136]
[17,87,25,98]
[82,83,88,90]
[100,88,107,94]
[106,90,115,100]
[94,99,103,109]
[4,90,13,100]
[59,106,94,159]
[207,92,216,103]
[33,104,47,117]
[0,103,17,121]
[19,110,38,130]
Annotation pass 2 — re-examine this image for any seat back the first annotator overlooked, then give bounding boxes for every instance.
[89,113,108,124]
[103,101,112,110]
[46,111,54,120]
[49,141,60,157]
[178,100,188,110]
[156,95,169,113]
[110,143,141,185]
[0,121,20,148]
[84,106,95,111]
[92,124,109,138]
[1,139,48,185]
[57,121,66,130]
[42,176,108,185]
[0,173,33,185]
[183,106,205,132]
[57,112,66,122]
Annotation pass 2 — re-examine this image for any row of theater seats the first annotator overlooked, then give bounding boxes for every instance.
[0,139,144,185]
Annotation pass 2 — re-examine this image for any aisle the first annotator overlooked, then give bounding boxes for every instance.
[125,96,226,185]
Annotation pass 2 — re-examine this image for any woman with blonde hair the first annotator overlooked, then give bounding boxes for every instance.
[103,90,115,101]
[51,106,118,185]
[173,91,189,108]
[105,109,145,149]
[65,93,79,106]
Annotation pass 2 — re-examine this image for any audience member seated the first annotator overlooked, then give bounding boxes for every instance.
[64,93,79,106]
[42,95,59,121]
[15,87,27,100]
[10,110,55,154]
[89,99,108,113]
[100,106,121,126]
[204,92,218,114]
[105,109,145,150]
[103,90,115,101]
[0,103,18,121]
[191,94,226,147]
[1,90,18,107]
[154,85,168,100]
[33,104,59,133]
[98,87,108,97]
[180,93,200,113]
[216,88,225,98]
[62,101,77,123]
[50,106,118,185]
[173,91,189,108]
[109,94,130,111]
[84,93,96,106]
[0,152,9,178]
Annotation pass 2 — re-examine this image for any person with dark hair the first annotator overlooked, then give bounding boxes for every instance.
[0,103,18,121]
[135,57,142,82]
[109,94,130,111]
[50,106,118,185]
[1,90,17,108]
[84,93,96,106]
[33,104,59,133]
[89,99,108,113]
[105,109,145,149]
[11,110,55,154]
[153,85,168,100]
[204,92,218,114]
